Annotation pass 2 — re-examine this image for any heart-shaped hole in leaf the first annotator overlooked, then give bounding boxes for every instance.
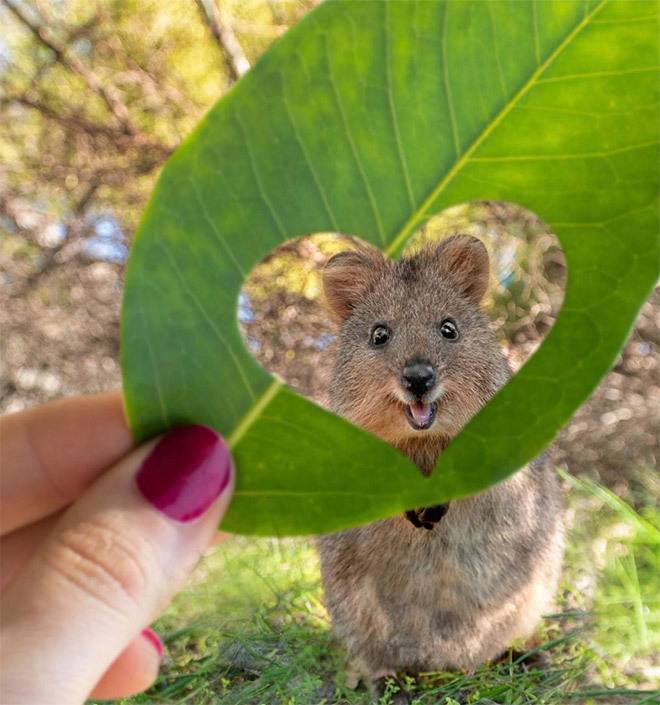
[239,201,565,427]
[121,0,657,536]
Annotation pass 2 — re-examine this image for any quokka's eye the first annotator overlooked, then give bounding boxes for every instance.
[370,325,391,347]
[439,318,459,340]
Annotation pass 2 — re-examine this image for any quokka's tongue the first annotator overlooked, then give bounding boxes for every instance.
[410,401,432,426]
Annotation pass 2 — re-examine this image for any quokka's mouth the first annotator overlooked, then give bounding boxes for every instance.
[404,401,438,431]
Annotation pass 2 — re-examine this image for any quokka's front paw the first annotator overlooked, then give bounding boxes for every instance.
[405,503,449,530]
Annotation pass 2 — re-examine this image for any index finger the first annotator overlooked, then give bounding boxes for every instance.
[0,392,133,535]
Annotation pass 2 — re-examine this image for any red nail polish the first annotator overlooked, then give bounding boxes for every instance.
[136,425,231,522]
[142,627,164,657]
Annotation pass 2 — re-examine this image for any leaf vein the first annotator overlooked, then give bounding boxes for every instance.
[384,1,415,209]
[280,66,340,231]
[158,242,257,401]
[487,1,507,100]
[137,287,169,428]
[234,113,287,238]
[532,0,541,67]
[188,176,247,278]
[441,0,460,158]
[537,66,659,84]
[471,141,659,162]
[323,34,386,244]
[385,0,610,257]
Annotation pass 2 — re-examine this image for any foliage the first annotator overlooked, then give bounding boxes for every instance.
[561,469,660,682]
[121,0,659,535]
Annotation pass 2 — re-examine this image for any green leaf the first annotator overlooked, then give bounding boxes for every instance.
[121,0,659,535]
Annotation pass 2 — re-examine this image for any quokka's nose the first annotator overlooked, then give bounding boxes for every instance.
[401,359,436,398]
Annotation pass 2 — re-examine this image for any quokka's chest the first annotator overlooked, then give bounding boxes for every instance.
[343,510,529,607]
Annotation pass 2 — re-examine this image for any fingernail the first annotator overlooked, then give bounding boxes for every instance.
[136,425,232,522]
[141,627,164,658]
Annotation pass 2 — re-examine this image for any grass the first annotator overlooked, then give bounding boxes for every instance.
[97,469,659,705]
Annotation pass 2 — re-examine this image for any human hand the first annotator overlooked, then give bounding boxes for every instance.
[0,392,234,704]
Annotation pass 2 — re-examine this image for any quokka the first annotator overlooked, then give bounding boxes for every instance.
[318,235,564,702]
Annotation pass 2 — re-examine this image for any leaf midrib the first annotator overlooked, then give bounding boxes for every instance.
[385,0,609,258]
[227,378,282,448]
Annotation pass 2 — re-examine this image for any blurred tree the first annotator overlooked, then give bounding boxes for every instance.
[0,0,317,409]
[0,0,319,288]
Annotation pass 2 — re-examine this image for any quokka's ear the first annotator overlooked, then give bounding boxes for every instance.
[434,235,489,303]
[323,245,386,320]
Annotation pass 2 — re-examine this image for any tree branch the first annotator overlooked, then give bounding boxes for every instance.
[5,95,122,138]
[4,94,173,158]
[195,0,250,83]
[3,0,138,135]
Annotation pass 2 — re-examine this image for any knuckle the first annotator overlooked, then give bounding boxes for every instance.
[45,519,157,616]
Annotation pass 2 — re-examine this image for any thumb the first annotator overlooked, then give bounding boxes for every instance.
[0,425,233,705]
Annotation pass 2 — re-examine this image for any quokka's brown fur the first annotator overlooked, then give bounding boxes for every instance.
[318,235,564,696]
